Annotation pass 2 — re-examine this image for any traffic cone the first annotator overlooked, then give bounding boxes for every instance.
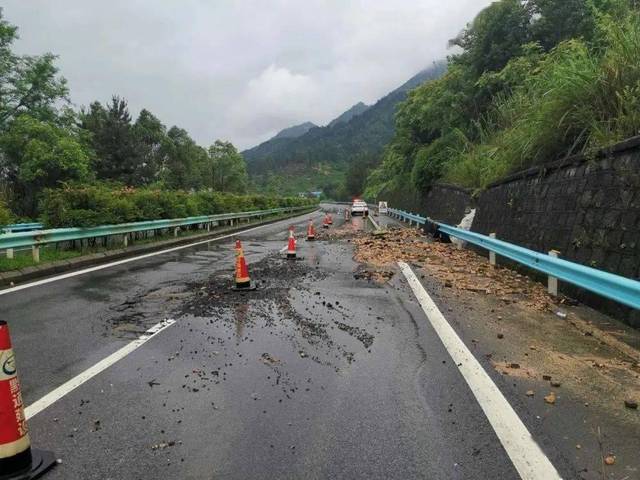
[322,215,330,229]
[0,321,56,480]
[306,221,316,241]
[286,227,297,259]
[327,214,333,225]
[233,240,255,290]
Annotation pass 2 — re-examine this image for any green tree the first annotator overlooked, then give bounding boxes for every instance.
[207,140,248,193]
[80,96,146,185]
[0,9,68,131]
[133,108,167,184]
[450,0,531,75]
[0,114,92,215]
[162,127,208,190]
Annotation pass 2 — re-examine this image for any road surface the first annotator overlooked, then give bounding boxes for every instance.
[1,205,636,479]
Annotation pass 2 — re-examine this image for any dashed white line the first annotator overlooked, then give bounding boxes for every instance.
[398,262,562,480]
[25,319,176,419]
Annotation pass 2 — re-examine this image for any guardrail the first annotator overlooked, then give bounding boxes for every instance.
[386,208,640,310]
[0,206,313,262]
[1,223,44,233]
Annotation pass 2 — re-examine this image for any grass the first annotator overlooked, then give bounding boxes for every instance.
[443,15,640,189]
[0,248,85,272]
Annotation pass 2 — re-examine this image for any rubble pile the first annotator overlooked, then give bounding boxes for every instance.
[354,228,556,310]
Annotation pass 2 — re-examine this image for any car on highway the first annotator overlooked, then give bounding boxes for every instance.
[351,199,369,216]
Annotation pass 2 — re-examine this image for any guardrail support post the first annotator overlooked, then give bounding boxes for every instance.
[174,227,179,237]
[548,250,560,296]
[123,234,128,248]
[207,223,211,232]
[6,248,13,259]
[32,245,40,263]
[489,233,497,266]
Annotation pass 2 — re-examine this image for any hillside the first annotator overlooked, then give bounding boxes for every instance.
[272,121,317,140]
[243,61,447,195]
[328,102,369,127]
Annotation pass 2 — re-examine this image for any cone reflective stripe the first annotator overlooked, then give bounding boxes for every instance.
[234,240,251,288]
[307,221,315,240]
[287,227,297,258]
[0,321,56,479]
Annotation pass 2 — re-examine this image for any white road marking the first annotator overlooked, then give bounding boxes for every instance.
[25,319,176,420]
[0,212,315,297]
[398,262,562,480]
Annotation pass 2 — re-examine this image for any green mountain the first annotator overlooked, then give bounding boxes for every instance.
[243,62,447,195]
[272,121,317,140]
[328,102,369,127]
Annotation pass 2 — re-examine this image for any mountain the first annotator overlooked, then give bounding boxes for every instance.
[272,121,317,140]
[328,102,369,127]
[243,61,447,195]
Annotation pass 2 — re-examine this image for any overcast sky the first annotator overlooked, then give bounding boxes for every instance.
[3,1,492,150]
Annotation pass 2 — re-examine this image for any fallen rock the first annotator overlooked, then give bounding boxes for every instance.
[544,392,556,405]
[604,455,616,466]
[624,399,638,410]
[526,390,535,397]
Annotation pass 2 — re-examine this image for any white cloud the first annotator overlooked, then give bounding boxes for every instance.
[2,0,493,149]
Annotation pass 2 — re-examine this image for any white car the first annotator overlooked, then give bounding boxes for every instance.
[351,200,369,216]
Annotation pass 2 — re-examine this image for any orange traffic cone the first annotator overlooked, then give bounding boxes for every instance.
[233,240,255,290]
[307,221,316,241]
[322,215,330,229]
[286,227,297,259]
[327,214,333,225]
[0,321,56,479]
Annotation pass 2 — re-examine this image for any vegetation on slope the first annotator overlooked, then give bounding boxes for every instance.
[243,63,446,198]
[365,0,640,199]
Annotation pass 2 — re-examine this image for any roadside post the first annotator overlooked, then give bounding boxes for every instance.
[548,250,560,296]
[489,233,497,265]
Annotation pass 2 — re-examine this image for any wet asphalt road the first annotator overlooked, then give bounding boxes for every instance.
[2,205,535,479]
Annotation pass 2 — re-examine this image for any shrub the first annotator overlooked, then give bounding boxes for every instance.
[0,199,13,226]
[39,183,316,228]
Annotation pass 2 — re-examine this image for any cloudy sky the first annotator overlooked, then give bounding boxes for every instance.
[3,1,492,149]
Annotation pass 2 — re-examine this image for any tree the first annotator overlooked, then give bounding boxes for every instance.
[162,127,208,190]
[450,0,531,75]
[0,114,92,215]
[80,96,147,185]
[133,109,167,184]
[208,140,248,193]
[0,9,68,132]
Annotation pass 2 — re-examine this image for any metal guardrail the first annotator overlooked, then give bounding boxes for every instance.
[1,223,44,233]
[386,208,640,310]
[0,206,312,252]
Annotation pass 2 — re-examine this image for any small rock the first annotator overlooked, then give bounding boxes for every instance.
[575,444,581,450]
[525,390,535,397]
[604,455,615,466]
[497,333,504,339]
[624,399,638,410]
[542,375,552,381]
[550,381,561,388]
[509,363,520,369]
[556,311,567,319]
[544,392,556,405]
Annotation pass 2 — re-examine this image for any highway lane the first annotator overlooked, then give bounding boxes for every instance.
[2,205,562,479]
